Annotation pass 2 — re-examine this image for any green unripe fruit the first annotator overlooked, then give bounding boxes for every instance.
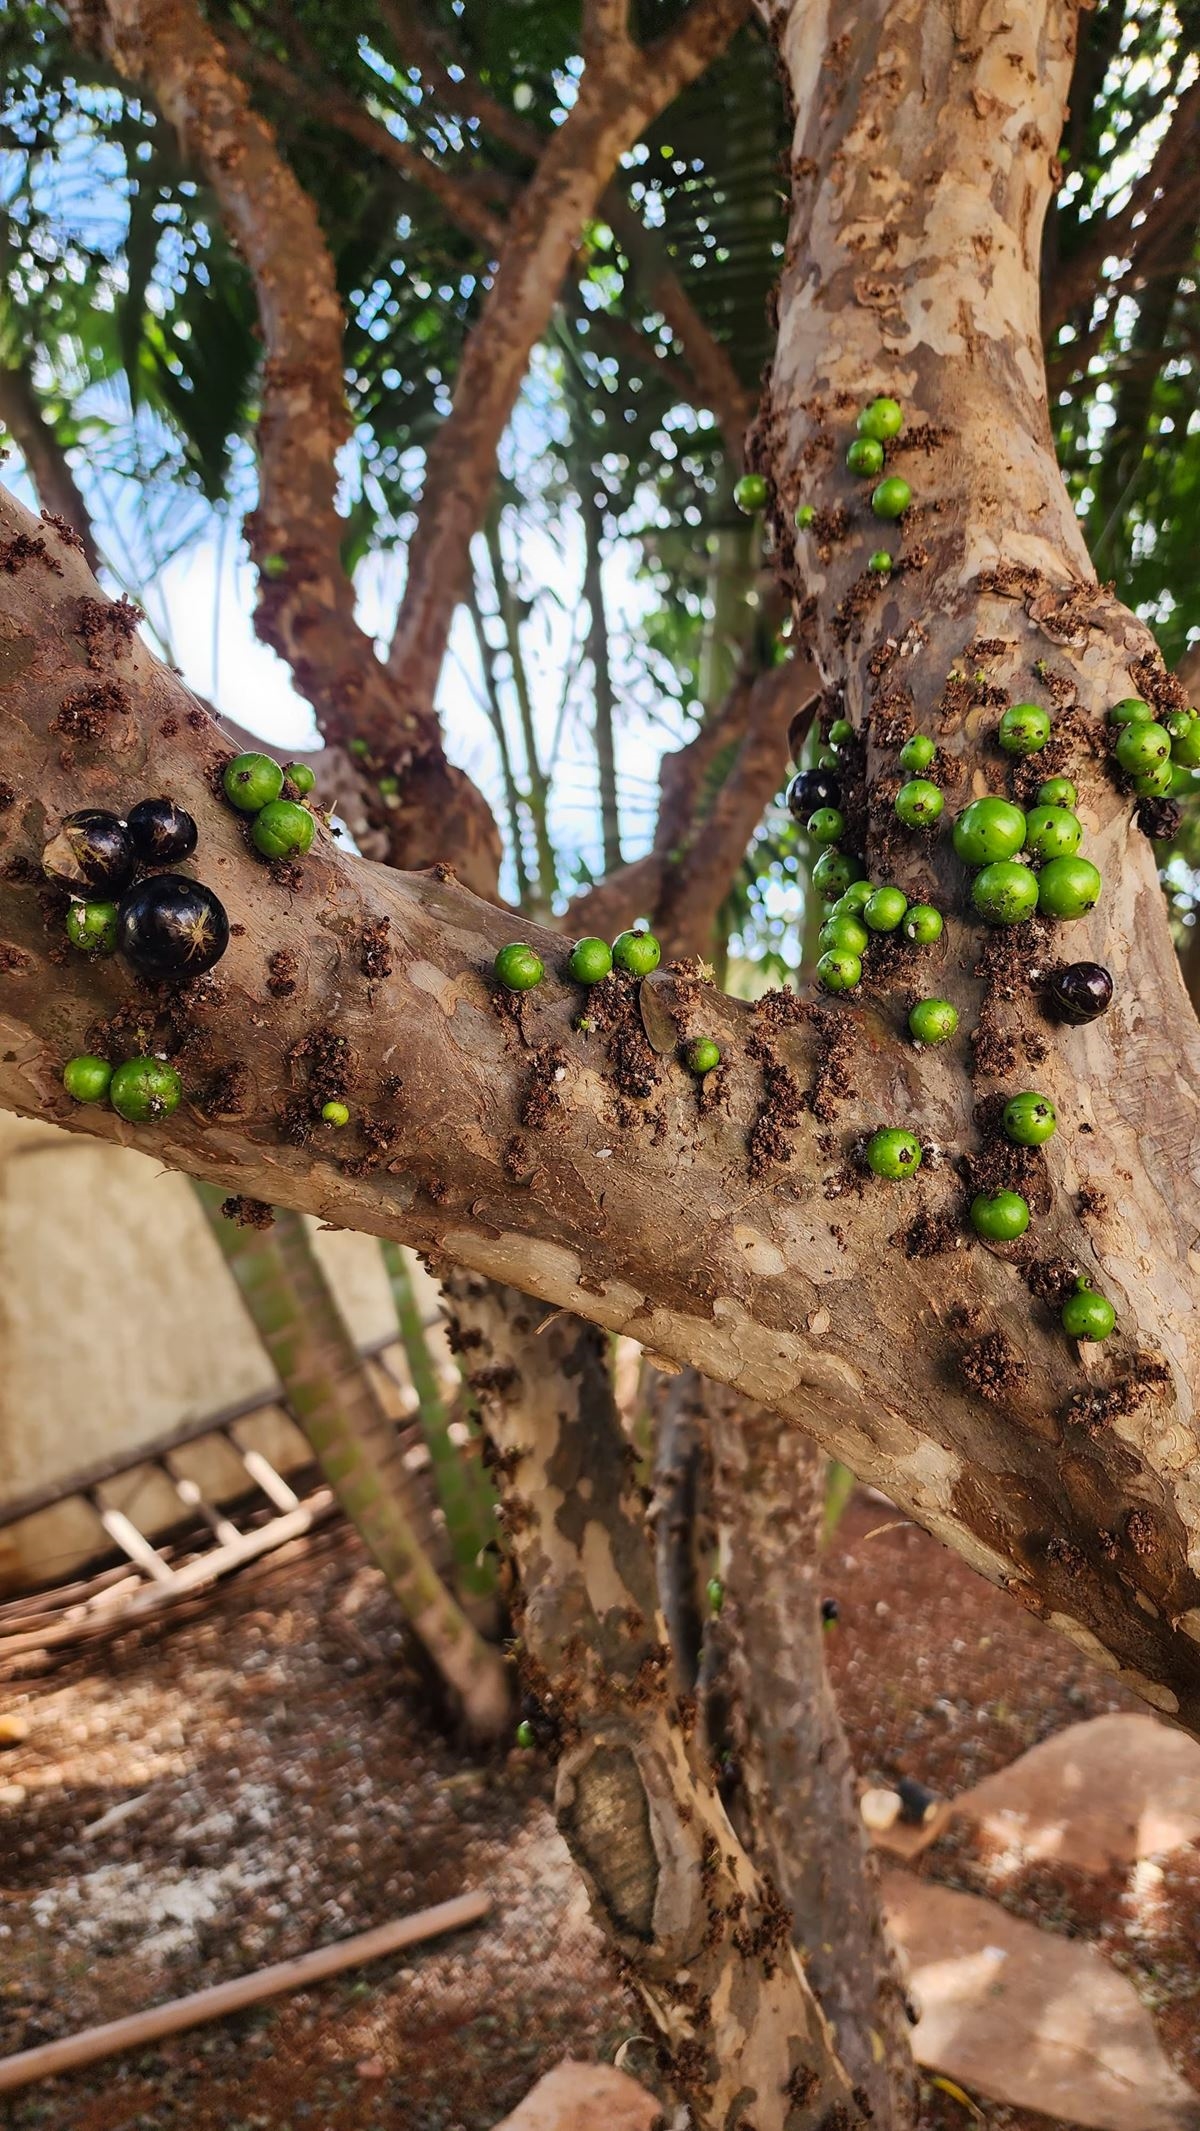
[685,1037,721,1075]
[706,1576,725,1615]
[1036,855,1101,919]
[871,476,911,519]
[63,1054,113,1105]
[1003,1090,1057,1146]
[1167,763,1198,798]
[1133,761,1174,797]
[109,1056,182,1123]
[998,703,1051,755]
[1023,805,1082,861]
[796,504,815,528]
[894,778,944,827]
[817,748,839,769]
[613,928,661,977]
[816,948,862,993]
[377,774,400,797]
[902,902,944,946]
[846,436,884,476]
[284,762,317,795]
[868,550,894,573]
[1114,720,1171,775]
[1169,717,1200,768]
[857,397,904,441]
[970,1189,1030,1241]
[834,880,875,913]
[66,899,118,956]
[812,849,865,898]
[321,1099,350,1126]
[251,799,315,860]
[734,472,769,513]
[953,796,1026,866]
[568,936,612,985]
[808,807,845,845]
[828,718,855,749]
[1036,777,1077,808]
[899,734,936,773]
[223,751,283,812]
[1061,1283,1116,1342]
[348,738,370,758]
[865,1127,922,1180]
[819,914,870,957]
[908,998,958,1045]
[515,1719,535,1749]
[494,943,545,991]
[972,861,1038,925]
[1165,708,1196,743]
[1107,696,1153,727]
[863,885,908,932]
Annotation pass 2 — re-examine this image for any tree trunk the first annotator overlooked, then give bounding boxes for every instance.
[196,1189,511,1740]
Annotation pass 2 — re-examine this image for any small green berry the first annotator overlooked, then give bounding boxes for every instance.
[109,1056,182,1123]
[828,718,855,750]
[1023,805,1082,861]
[515,1719,535,1749]
[1169,717,1200,768]
[568,936,613,985]
[807,807,845,845]
[796,504,815,528]
[63,1054,113,1105]
[1107,696,1153,727]
[1165,707,1196,743]
[1061,1283,1115,1342]
[284,761,317,795]
[223,751,283,812]
[1036,777,1077,808]
[817,748,839,769]
[817,948,862,993]
[734,472,769,514]
[1002,1091,1056,1146]
[868,550,894,573]
[871,476,911,519]
[685,1037,721,1075]
[377,773,400,797]
[706,1576,725,1615]
[494,943,545,991]
[1114,720,1171,775]
[613,928,661,977]
[998,703,1051,755]
[846,436,884,476]
[819,913,869,957]
[812,849,865,898]
[834,880,875,913]
[894,778,944,828]
[901,903,943,946]
[953,797,1026,867]
[349,737,370,758]
[899,734,935,773]
[251,799,316,860]
[66,900,118,956]
[908,998,958,1045]
[972,860,1039,925]
[321,1099,350,1126]
[1133,761,1174,797]
[863,885,908,932]
[1036,855,1101,919]
[857,397,904,441]
[970,1189,1030,1241]
[865,1128,922,1180]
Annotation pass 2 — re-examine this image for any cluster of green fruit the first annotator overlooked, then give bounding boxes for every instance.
[61,1051,182,1123]
[493,928,721,1076]
[1108,695,1200,799]
[734,397,911,578]
[222,751,317,858]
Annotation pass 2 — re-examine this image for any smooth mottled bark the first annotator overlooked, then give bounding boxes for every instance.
[708,1387,917,2124]
[442,1271,860,2128]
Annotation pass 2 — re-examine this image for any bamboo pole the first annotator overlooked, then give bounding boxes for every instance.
[0,1891,491,2094]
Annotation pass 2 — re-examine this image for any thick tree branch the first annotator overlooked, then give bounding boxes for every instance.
[383,0,751,731]
[0,367,101,576]
[72,0,501,894]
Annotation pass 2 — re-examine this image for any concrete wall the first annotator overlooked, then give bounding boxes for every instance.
[0,1112,411,1593]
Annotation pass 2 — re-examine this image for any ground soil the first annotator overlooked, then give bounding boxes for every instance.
[0,1489,1195,2131]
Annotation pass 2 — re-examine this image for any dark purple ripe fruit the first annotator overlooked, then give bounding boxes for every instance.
[126,797,199,865]
[42,809,135,895]
[787,767,842,820]
[1046,961,1114,1024]
[118,874,230,980]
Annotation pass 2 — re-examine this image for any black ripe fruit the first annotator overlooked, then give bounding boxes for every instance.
[118,873,230,980]
[42,810,135,895]
[126,797,199,865]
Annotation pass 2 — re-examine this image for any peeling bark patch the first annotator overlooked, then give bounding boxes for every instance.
[267,948,298,997]
[960,1330,1027,1406]
[747,1029,806,1180]
[202,1059,251,1118]
[77,592,141,666]
[287,1023,355,1110]
[588,972,661,1102]
[0,943,30,974]
[892,1197,962,1258]
[560,1743,657,1940]
[0,531,62,576]
[1064,1360,1172,1436]
[520,1044,569,1130]
[360,917,393,982]
[50,678,130,740]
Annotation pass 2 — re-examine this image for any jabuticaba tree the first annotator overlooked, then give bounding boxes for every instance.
[3,0,1200,1735]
